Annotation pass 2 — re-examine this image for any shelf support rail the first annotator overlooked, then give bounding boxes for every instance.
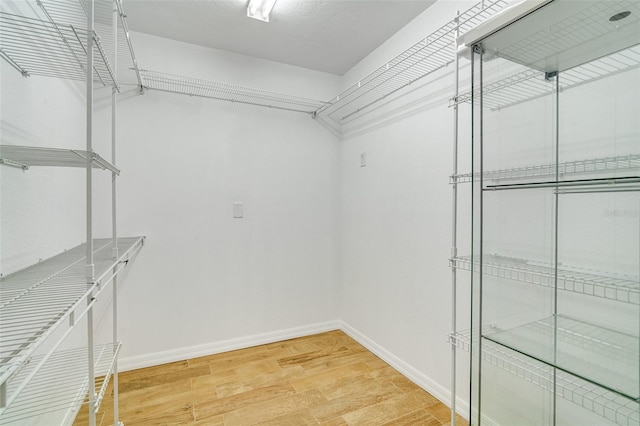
[0,158,29,170]
[0,48,28,76]
[115,0,143,92]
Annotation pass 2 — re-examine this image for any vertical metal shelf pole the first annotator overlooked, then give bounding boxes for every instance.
[469,43,485,426]
[111,1,120,424]
[552,71,560,426]
[450,10,460,426]
[477,44,484,426]
[469,45,475,426]
[86,1,96,425]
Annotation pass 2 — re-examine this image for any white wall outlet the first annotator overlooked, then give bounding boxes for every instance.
[360,152,367,167]
[233,202,244,218]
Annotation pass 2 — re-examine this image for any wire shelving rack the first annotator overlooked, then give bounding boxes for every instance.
[139,69,326,115]
[0,237,144,421]
[0,0,141,89]
[450,153,640,185]
[2,4,145,421]
[450,254,639,305]
[0,343,121,424]
[314,0,509,124]
[0,145,120,173]
[36,0,142,89]
[0,11,116,86]
[450,330,640,426]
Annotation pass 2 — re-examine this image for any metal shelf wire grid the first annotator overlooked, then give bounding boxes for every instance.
[453,45,640,110]
[0,145,120,174]
[0,343,120,424]
[450,330,639,426]
[0,12,116,87]
[140,69,326,114]
[450,154,640,184]
[450,254,640,304]
[36,0,142,88]
[0,237,144,401]
[314,0,509,124]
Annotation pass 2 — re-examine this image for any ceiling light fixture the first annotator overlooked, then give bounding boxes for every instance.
[247,0,278,22]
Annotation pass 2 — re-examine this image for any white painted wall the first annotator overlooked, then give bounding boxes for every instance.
[336,0,471,408]
[90,33,342,362]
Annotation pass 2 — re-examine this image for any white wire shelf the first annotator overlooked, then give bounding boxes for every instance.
[452,44,640,110]
[450,254,640,304]
[0,343,120,424]
[0,11,116,87]
[485,315,639,402]
[450,330,640,426]
[139,69,326,114]
[314,0,509,124]
[36,0,142,88]
[0,145,120,174]
[0,237,144,407]
[450,154,640,184]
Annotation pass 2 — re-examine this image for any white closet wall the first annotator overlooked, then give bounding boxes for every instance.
[1,65,87,275]
[338,0,476,403]
[90,33,343,366]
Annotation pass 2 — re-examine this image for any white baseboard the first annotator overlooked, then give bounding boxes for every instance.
[118,319,472,423]
[337,321,457,411]
[119,320,342,372]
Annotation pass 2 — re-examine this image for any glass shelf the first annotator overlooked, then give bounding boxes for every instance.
[453,45,640,111]
[484,315,639,401]
[451,254,640,304]
[458,0,640,73]
[450,330,639,426]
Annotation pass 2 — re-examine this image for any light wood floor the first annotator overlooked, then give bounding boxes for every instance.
[75,330,467,425]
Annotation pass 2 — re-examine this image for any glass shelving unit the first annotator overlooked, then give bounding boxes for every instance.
[451,0,640,424]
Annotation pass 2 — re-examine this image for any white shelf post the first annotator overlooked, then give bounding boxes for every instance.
[86,1,96,425]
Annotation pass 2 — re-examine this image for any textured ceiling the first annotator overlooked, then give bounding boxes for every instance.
[123,0,436,75]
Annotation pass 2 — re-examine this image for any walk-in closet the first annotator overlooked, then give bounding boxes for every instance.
[1,0,638,425]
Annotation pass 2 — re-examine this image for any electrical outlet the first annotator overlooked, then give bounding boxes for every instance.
[233,202,243,218]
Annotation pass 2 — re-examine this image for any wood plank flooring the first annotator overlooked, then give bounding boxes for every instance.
[74,330,468,426]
